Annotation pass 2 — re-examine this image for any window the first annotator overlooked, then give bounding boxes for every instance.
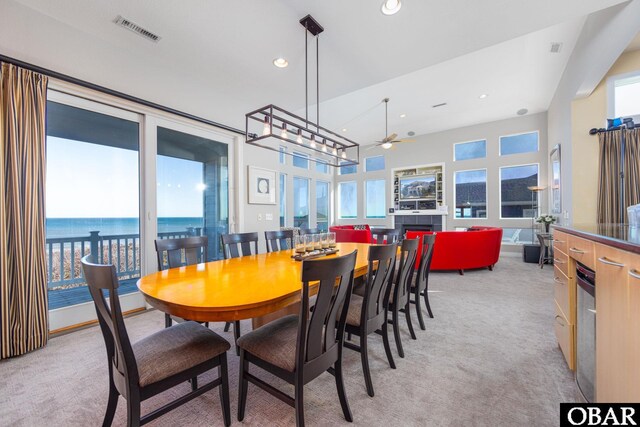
[365,180,386,218]
[316,181,330,232]
[315,161,329,174]
[454,169,487,218]
[338,181,357,219]
[499,132,538,156]
[501,227,535,245]
[500,164,539,218]
[454,140,486,161]
[293,177,309,228]
[279,146,286,164]
[279,173,287,227]
[612,73,640,119]
[292,152,308,169]
[365,156,385,172]
[339,160,357,175]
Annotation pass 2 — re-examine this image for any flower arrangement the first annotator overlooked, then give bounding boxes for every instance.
[535,214,556,224]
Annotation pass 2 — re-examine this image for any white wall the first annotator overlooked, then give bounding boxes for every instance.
[335,112,549,233]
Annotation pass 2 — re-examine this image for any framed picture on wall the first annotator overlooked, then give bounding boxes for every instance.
[550,144,561,215]
[248,166,276,204]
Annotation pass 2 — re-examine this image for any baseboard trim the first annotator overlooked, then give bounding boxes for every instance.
[50,307,147,337]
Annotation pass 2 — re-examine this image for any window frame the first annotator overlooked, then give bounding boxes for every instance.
[279,173,287,227]
[292,151,309,169]
[279,146,286,165]
[316,180,330,231]
[453,168,488,220]
[453,139,487,162]
[498,162,540,220]
[365,179,386,219]
[498,131,539,156]
[339,160,357,175]
[292,176,310,228]
[364,155,385,172]
[607,70,640,123]
[338,180,358,219]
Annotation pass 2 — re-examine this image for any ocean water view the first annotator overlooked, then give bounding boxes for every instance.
[46,217,204,238]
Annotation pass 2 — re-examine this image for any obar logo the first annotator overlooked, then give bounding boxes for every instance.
[561,404,640,426]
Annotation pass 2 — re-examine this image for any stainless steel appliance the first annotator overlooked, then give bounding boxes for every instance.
[576,262,596,402]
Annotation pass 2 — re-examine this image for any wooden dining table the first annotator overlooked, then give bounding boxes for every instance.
[137,242,373,328]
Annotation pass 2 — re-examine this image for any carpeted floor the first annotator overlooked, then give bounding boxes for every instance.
[0,256,578,426]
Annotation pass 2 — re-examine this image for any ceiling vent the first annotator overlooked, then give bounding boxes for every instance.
[114,15,161,42]
[432,102,447,108]
[550,42,563,53]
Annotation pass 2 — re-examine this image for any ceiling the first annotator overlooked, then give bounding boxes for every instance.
[3,0,631,144]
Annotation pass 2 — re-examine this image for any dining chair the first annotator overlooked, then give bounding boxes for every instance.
[220,232,260,352]
[299,227,319,236]
[387,238,419,358]
[410,233,436,330]
[81,255,231,427]
[343,243,397,397]
[236,251,358,427]
[154,236,209,328]
[265,229,294,253]
[371,228,401,244]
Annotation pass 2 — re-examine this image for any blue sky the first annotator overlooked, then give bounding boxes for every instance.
[46,137,204,218]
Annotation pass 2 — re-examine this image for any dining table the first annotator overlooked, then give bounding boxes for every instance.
[137,242,373,328]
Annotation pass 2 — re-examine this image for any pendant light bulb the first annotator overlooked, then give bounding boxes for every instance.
[280,123,288,139]
[332,146,338,155]
[296,129,303,144]
[310,134,316,148]
[341,151,347,159]
[262,116,270,136]
[382,142,393,150]
[322,139,328,152]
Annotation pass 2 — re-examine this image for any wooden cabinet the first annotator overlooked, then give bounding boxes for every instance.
[553,268,571,322]
[567,234,596,270]
[555,300,575,370]
[553,230,568,254]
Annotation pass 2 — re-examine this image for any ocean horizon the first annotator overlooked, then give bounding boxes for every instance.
[46,217,205,238]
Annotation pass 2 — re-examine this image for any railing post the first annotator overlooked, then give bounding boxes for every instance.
[187,227,195,236]
[195,227,202,236]
[89,231,100,262]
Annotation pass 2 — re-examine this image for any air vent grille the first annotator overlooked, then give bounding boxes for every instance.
[114,15,161,42]
[550,42,562,53]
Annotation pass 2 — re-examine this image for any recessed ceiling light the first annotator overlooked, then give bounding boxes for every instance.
[400,113,406,118]
[408,131,415,136]
[517,108,529,116]
[342,128,348,132]
[479,94,488,99]
[381,0,402,15]
[273,57,288,68]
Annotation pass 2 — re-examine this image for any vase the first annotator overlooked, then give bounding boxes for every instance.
[544,223,550,233]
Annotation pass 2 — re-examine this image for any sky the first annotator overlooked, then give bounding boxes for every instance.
[46,137,204,218]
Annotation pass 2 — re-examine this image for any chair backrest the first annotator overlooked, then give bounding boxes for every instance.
[220,232,259,259]
[414,234,436,294]
[392,238,419,308]
[361,244,397,328]
[297,251,357,376]
[299,228,319,236]
[264,229,293,253]
[81,255,139,388]
[371,228,401,244]
[154,236,208,271]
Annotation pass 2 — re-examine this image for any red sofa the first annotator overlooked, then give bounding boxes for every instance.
[406,226,503,274]
[329,225,373,244]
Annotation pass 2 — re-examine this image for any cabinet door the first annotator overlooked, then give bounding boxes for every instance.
[595,245,630,402]
[626,256,640,401]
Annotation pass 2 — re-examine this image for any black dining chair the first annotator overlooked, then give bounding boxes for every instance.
[154,236,209,328]
[265,229,294,253]
[299,227,319,236]
[410,233,436,329]
[81,255,231,427]
[237,251,358,427]
[387,238,419,358]
[220,232,260,352]
[343,243,397,397]
[371,228,401,244]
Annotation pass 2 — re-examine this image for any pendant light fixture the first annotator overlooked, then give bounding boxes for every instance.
[245,15,359,167]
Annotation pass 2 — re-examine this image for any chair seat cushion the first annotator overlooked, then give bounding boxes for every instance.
[236,315,299,372]
[346,294,364,327]
[133,321,230,387]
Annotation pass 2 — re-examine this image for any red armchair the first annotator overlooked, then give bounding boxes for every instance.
[406,227,502,274]
[329,225,373,244]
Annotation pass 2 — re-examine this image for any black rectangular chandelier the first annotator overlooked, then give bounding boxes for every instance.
[244,15,360,167]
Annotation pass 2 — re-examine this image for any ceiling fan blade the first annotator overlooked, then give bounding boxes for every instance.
[392,138,416,143]
[387,133,398,141]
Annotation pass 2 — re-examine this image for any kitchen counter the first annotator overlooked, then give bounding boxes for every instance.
[553,224,640,254]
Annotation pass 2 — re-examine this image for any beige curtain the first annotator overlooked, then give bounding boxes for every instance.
[624,128,640,222]
[597,130,622,223]
[0,63,49,359]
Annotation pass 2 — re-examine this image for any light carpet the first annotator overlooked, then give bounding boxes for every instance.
[0,256,578,426]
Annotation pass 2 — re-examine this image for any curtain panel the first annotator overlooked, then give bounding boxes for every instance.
[597,130,622,224]
[624,129,640,222]
[0,62,49,359]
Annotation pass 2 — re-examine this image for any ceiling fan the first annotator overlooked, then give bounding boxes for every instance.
[370,98,415,150]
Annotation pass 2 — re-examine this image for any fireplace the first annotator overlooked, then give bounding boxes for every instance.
[400,224,432,236]
[393,214,443,238]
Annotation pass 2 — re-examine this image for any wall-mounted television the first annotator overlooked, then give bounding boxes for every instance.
[399,174,437,200]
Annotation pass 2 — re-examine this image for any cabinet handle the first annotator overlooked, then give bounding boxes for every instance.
[553,276,564,285]
[555,315,565,327]
[597,257,625,267]
[554,258,566,264]
[569,247,585,254]
[587,309,597,315]
[630,269,640,280]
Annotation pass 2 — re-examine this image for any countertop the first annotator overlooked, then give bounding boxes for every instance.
[553,224,640,254]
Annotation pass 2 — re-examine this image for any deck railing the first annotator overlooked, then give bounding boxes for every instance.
[45,228,201,290]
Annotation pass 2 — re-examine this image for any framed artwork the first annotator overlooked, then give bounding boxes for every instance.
[550,144,561,215]
[248,166,276,204]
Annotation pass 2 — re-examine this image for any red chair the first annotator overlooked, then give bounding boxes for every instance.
[329,225,374,244]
